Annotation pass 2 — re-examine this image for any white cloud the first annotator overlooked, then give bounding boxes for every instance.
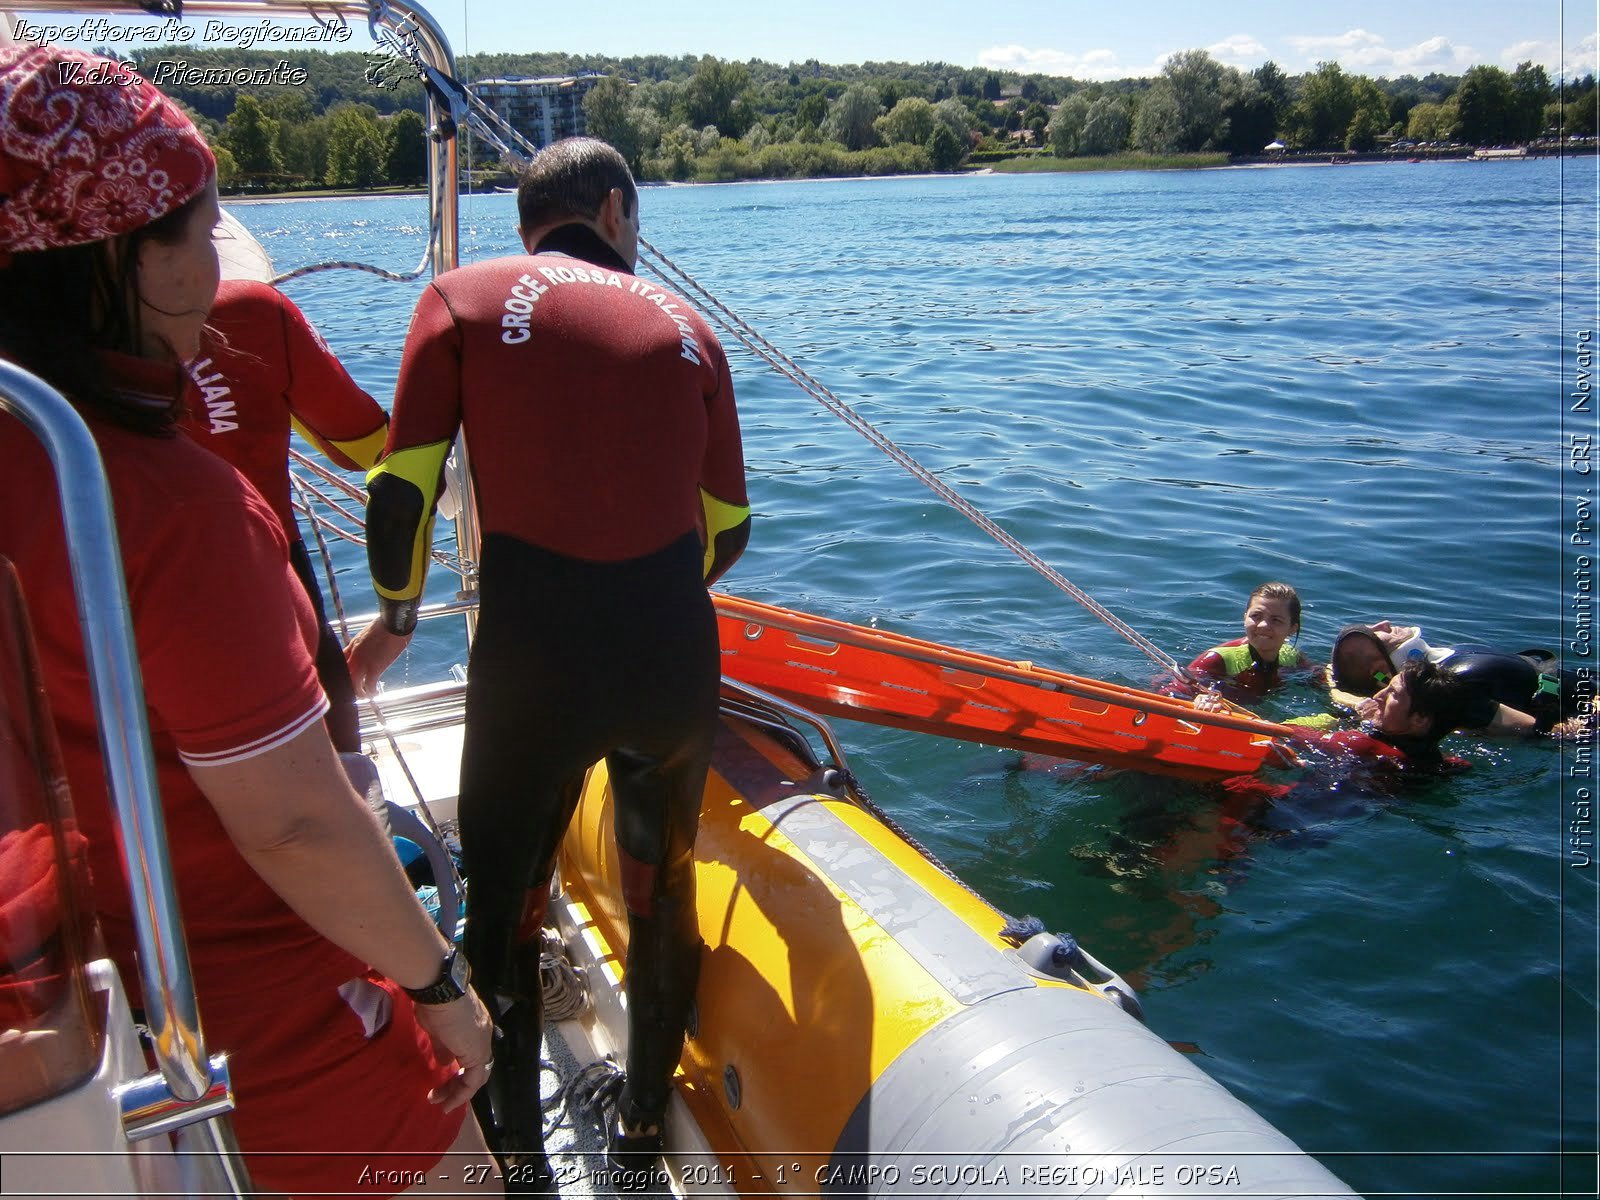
[1281,28,1477,76]
[1284,28,1386,55]
[976,43,1166,81]
[1564,32,1600,76]
[1205,33,1269,67]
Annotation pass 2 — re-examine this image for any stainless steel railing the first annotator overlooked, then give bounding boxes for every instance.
[0,361,246,1192]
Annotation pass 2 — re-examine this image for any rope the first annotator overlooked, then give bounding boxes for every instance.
[269,27,1191,681]
[555,1057,625,1142]
[635,239,1186,680]
[290,466,457,861]
[539,927,589,1022]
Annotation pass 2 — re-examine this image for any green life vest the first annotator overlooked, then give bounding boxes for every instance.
[1211,641,1305,678]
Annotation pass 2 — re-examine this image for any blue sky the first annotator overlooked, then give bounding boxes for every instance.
[429,0,1599,79]
[8,1,1599,79]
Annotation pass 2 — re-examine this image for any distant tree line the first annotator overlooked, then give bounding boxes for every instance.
[127,44,1600,190]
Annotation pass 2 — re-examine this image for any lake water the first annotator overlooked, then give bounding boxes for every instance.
[230,157,1599,1199]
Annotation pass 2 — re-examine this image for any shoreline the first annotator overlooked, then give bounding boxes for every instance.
[223,147,1592,204]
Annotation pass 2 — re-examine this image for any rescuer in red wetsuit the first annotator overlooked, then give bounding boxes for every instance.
[180,278,389,752]
[354,137,750,1187]
[0,45,497,1197]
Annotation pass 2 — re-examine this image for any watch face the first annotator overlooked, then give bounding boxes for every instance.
[448,948,470,993]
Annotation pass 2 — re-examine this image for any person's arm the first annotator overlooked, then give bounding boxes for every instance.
[272,288,390,472]
[1480,703,1538,737]
[366,284,462,637]
[134,482,487,1107]
[345,617,412,698]
[188,724,491,1109]
[697,328,749,586]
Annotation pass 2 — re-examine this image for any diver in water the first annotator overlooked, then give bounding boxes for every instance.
[1330,621,1587,737]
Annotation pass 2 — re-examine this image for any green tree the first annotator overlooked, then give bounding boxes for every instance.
[259,93,323,183]
[1080,95,1132,155]
[1222,76,1277,154]
[211,144,240,189]
[1160,49,1235,151]
[585,75,660,171]
[645,124,697,180]
[326,104,388,188]
[932,98,975,147]
[384,109,427,185]
[224,94,282,176]
[1132,82,1182,152]
[876,97,935,146]
[1576,86,1600,136]
[1454,64,1515,144]
[1551,79,1598,137]
[277,116,328,184]
[1344,76,1389,150]
[1253,61,1291,114]
[981,72,1002,101]
[1047,94,1089,156]
[1406,99,1461,142]
[926,122,964,170]
[683,56,753,138]
[796,92,828,130]
[1291,61,1357,149]
[1511,62,1553,140]
[823,84,881,150]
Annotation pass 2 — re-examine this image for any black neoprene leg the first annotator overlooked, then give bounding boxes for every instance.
[460,667,591,1158]
[609,736,712,1126]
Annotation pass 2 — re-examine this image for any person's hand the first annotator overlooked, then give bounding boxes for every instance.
[411,986,495,1110]
[345,618,411,698]
[1549,715,1595,741]
[1355,695,1379,722]
[1193,689,1226,712]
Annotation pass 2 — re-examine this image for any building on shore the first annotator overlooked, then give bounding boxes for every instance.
[469,73,606,149]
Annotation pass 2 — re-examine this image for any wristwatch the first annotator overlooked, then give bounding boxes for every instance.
[403,946,470,1005]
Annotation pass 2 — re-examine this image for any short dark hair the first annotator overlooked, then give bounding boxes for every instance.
[1401,659,1475,742]
[516,137,636,234]
[1330,625,1389,695]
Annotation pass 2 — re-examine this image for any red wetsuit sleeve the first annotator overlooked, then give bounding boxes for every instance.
[1187,649,1226,680]
[132,486,327,765]
[700,331,747,508]
[272,288,389,470]
[388,283,465,455]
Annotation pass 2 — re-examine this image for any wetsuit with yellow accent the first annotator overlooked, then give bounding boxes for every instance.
[1182,638,1310,700]
[366,223,749,1157]
[181,279,389,752]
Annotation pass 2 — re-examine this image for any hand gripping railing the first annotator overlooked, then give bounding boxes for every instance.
[0,362,247,1182]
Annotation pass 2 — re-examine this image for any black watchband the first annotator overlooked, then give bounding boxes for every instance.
[403,945,470,1005]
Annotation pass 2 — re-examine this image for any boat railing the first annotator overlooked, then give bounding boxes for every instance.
[0,360,249,1188]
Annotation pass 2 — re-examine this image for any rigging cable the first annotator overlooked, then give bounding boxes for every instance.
[268,22,1191,682]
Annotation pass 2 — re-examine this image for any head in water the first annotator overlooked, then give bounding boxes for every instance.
[1242,582,1301,661]
[1331,625,1395,696]
[1369,659,1474,742]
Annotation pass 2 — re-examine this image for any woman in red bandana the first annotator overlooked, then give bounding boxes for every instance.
[0,47,501,1198]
